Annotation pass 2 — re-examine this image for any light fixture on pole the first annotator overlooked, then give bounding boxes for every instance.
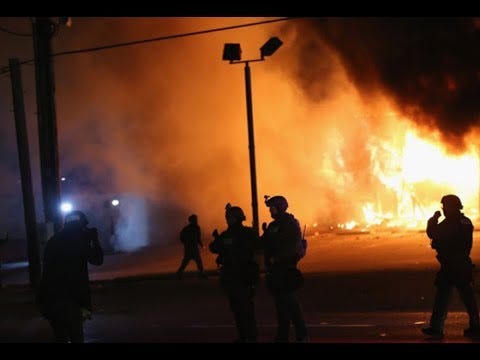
[222,37,283,236]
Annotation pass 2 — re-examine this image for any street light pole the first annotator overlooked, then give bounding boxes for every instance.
[244,62,259,236]
[222,37,283,237]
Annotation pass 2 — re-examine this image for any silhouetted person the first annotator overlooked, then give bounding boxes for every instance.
[176,214,207,279]
[36,210,104,343]
[261,195,308,343]
[422,194,480,338]
[209,203,260,342]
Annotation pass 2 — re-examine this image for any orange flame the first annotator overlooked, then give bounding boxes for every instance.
[337,115,479,231]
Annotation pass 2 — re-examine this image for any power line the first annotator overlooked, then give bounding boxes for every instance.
[0,17,301,75]
[1,60,33,76]
[0,26,32,37]
[53,17,298,57]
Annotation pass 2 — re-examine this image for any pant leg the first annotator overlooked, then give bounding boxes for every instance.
[226,288,244,340]
[287,291,308,340]
[226,283,257,341]
[48,300,84,343]
[430,283,452,330]
[192,252,205,275]
[457,283,480,328]
[273,293,291,342]
[176,256,191,276]
[66,304,84,343]
[236,284,257,341]
[48,317,70,343]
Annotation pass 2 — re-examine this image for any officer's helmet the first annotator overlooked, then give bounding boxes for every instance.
[441,194,463,210]
[225,203,246,222]
[265,195,289,213]
[64,210,89,227]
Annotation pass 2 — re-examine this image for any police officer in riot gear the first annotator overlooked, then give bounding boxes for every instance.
[209,203,260,342]
[262,195,308,342]
[36,210,104,343]
[422,194,480,338]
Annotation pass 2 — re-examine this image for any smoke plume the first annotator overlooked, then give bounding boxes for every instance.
[289,17,480,152]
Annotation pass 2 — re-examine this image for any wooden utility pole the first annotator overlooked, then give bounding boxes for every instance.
[32,17,62,233]
[9,58,41,289]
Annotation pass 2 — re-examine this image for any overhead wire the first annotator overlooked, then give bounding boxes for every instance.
[0,17,303,76]
[0,25,32,37]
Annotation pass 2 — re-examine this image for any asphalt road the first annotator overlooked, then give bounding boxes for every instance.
[2,271,480,346]
[3,230,480,348]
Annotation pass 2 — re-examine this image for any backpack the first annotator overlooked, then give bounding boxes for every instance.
[296,225,307,261]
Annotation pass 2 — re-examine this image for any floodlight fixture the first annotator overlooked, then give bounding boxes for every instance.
[260,37,283,58]
[222,43,242,61]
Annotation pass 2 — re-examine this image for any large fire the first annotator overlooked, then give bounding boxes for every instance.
[335,119,479,232]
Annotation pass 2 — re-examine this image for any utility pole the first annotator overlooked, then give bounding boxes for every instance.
[9,58,41,289]
[32,17,62,233]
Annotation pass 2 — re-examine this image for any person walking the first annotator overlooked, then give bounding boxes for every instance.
[422,194,480,338]
[176,214,207,279]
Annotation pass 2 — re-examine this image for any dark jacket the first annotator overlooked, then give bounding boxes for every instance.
[427,213,473,265]
[262,212,302,270]
[37,223,104,315]
[427,212,474,284]
[209,223,259,284]
[180,223,202,253]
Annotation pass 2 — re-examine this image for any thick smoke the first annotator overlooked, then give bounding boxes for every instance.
[2,18,478,262]
[290,17,480,152]
[51,18,287,247]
